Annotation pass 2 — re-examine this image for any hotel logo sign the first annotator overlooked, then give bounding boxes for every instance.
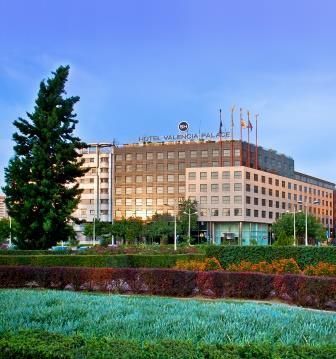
[178,121,189,132]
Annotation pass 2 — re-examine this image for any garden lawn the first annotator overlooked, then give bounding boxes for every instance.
[0,289,335,346]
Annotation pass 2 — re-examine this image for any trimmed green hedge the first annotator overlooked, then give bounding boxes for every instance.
[205,245,336,269]
[0,254,205,268]
[0,330,335,359]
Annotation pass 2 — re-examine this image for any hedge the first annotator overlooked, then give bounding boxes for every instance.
[205,245,336,269]
[1,266,335,310]
[0,330,335,359]
[0,254,205,268]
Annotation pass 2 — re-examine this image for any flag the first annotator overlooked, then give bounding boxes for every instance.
[219,118,223,135]
[240,119,247,128]
[248,120,253,131]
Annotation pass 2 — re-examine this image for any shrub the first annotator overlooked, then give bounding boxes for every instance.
[174,257,222,271]
[205,245,336,269]
[304,262,336,276]
[227,258,301,275]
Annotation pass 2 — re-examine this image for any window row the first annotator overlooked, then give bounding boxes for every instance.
[115,186,185,194]
[188,183,242,192]
[188,171,242,180]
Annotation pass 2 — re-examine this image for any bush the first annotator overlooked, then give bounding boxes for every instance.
[227,258,301,275]
[0,330,335,359]
[304,262,336,276]
[205,245,336,269]
[174,257,222,271]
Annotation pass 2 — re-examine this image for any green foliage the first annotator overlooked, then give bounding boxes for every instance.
[178,199,198,241]
[145,213,174,244]
[2,66,87,250]
[272,212,326,245]
[205,245,336,269]
[83,220,112,246]
[0,290,335,348]
[0,254,205,267]
[273,233,294,246]
[0,219,10,244]
[110,218,144,244]
[1,330,336,359]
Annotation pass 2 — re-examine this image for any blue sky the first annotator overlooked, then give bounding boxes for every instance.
[1,0,336,190]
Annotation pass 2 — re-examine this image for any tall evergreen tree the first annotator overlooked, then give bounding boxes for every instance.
[2,66,87,249]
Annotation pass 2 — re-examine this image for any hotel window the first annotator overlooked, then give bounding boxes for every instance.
[167,163,175,171]
[200,208,207,217]
[115,199,122,206]
[269,178,273,185]
[116,154,122,161]
[211,208,219,216]
[101,188,108,194]
[101,157,108,163]
[294,194,297,201]
[222,183,230,191]
[146,175,153,182]
[234,160,240,166]
[188,184,196,192]
[211,196,219,204]
[294,184,297,190]
[157,175,163,182]
[146,152,153,160]
[115,187,122,195]
[201,162,208,167]
[89,178,94,183]
[135,199,142,206]
[126,198,132,206]
[254,210,259,217]
[126,187,132,195]
[223,208,230,216]
[224,161,230,167]
[269,200,273,207]
[254,174,258,181]
[275,179,279,186]
[178,151,185,159]
[136,164,143,171]
[288,193,291,200]
[126,176,132,183]
[167,151,175,159]
[304,186,307,193]
[299,194,302,201]
[246,171,250,180]
[201,150,208,158]
[276,213,280,219]
[157,198,163,206]
[234,195,242,204]
[168,174,174,182]
[222,196,230,204]
[157,163,164,171]
[234,149,240,157]
[91,168,96,174]
[246,183,250,192]
[246,208,251,216]
[299,185,302,192]
[261,187,266,195]
[254,185,258,194]
[212,161,218,167]
[222,171,230,179]
[189,196,196,201]
[246,196,251,204]
[282,181,285,188]
[200,184,207,192]
[254,197,259,205]
[146,187,153,194]
[211,184,219,192]
[288,182,292,190]
[179,186,185,193]
[178,162,185,170]
[234,208,242,216]
[126,153,132,161]
[146,198,153,206]
[212,149,219,157]
[282,191,285,199]
[157,187,164,194]
[276,201,279,208]
[261,176,265,183]
[136,187,142,194]
[136,176,142,183]
[167,198,175,206]
[269,189,273,196]
[262,211,266,218]
[262,198,266,206]
[211,171,219,179]
[269,212,273,219]
[188,172,196,180]
[136,153,143,160]
[190,150,197,158]
[275,190,279,197]
[282,202,286,209]
[100,210,108,215]
[157,152,164,159]
[200,172,207,180]
[200,196,207,204]
[234,183,242,192]
[100,168,108,173]
[234,171,242,179]
[167,186,174,194]
[223,149,230,156]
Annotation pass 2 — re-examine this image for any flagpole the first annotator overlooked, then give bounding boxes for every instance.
[240,108,243,166]
[247,111,250,168]
[219,109,223,167]
[255,114,259,170]
[231,106,235,166]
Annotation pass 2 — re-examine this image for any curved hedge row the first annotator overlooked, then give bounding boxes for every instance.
[0,254,205,268]
[1,266,335,310]
[205,245,336,269]
[1,330,335,359]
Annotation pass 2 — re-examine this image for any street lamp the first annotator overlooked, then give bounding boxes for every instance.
[9,216,12,247]
[164,204,177,251]
[286,204,296,246]
[183,208,198,243]
[297,200,320,246]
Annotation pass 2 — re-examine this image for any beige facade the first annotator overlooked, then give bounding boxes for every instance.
[0,195,8,219]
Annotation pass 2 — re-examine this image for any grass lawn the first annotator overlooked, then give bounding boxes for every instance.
[0,289,335,346]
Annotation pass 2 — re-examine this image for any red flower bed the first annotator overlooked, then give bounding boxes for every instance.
[0,266,335,310]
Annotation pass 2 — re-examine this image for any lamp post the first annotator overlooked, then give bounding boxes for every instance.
[183,208,198,243]
[9,216,12,247]
[286,205,296,246]
[92,215,96,246]
[297,200,320,246]
[164,204,177,251]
